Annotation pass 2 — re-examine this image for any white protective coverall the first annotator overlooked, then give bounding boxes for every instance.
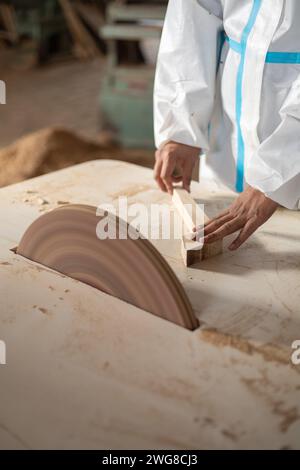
[154,0,300,209]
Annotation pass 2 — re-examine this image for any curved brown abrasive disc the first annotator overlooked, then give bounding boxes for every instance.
[17,204,198,330]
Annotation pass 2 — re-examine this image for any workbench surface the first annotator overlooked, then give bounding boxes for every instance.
[0,160,299,449]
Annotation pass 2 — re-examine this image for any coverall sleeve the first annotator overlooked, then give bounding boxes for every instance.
[154,0,223,151]
[247,76,300,209]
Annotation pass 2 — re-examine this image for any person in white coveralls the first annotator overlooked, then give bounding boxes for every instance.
[154,0,300,250]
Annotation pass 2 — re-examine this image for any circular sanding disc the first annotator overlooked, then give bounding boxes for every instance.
[17,204,198,330]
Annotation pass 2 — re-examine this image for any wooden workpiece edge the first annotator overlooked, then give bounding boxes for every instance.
[172,188,222,266]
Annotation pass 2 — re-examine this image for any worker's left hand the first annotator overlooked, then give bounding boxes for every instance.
[196,186,279,250]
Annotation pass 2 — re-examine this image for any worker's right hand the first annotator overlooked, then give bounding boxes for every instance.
[154,141,200,195]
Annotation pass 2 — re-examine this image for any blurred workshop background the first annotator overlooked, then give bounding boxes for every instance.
[0,0,167,186]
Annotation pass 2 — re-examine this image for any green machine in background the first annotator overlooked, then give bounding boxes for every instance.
[4,0,68,62]
[99,0,167,148]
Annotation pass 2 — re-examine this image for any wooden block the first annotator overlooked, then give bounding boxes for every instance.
[181,236,203,267]
[202,239,223,260]
[172,188,207,232]
[172,188,222,266]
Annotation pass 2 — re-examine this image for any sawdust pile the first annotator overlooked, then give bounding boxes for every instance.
[0,127,153,187]
[0,128,116,187]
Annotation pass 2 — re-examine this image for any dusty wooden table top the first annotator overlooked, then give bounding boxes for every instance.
[0,160,299,449]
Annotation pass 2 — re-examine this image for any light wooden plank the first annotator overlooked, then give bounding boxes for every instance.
[172,188,222,266]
